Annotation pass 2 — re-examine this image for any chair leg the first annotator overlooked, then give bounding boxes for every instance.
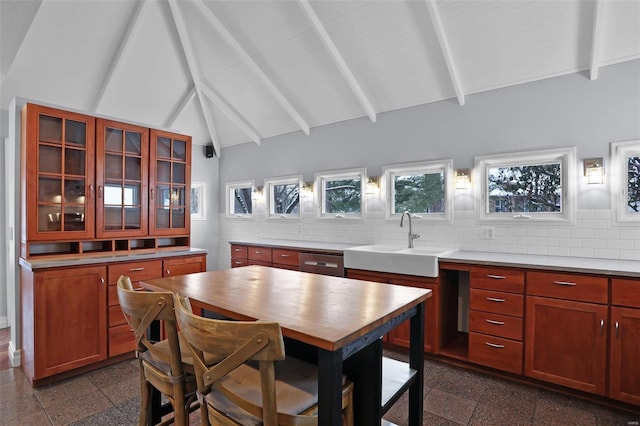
[172,382,187,426]
[139,371,151,426]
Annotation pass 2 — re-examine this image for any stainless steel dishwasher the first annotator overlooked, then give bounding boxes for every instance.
[298,252,345,277]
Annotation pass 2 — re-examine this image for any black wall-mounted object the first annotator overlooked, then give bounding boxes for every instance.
[204,145,215,158]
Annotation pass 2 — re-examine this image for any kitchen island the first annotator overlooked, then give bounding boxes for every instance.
[141,265,432,425]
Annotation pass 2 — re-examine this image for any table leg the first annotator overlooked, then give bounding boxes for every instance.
[318,347,344,425]
[408,301,425,426]
[344,337,383,425]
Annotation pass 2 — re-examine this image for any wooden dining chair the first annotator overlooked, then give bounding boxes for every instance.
[173,294,354,426]
[117,275,198,426]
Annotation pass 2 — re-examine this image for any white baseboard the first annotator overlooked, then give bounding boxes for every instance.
[8,341,21,367]
[0,317,7,329]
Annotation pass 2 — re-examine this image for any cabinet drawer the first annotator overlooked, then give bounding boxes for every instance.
[108,260,163,285]
[470,288,524,317]
[527,271,608,304]
[230,245,248,259]
[469,332,523,375]
[108,304,127,327]
[469,310,523,341]
[231,258,248,268]
[247,246,272,263]
[109,324,135,357]
[164,255,206,277]
[471,266,524,293]
[272,249,299,267]
[611,278,640,308]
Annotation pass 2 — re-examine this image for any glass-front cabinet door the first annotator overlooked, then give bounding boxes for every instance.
[22,103,95,241]
[149,129,191,236]
[95,119,149,238]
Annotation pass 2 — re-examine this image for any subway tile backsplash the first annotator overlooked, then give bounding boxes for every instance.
[217,210,640,269]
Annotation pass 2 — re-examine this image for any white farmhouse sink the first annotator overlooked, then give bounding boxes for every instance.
[343,245,457,277]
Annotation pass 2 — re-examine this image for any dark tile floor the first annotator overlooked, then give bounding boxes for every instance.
[0,328,638,425]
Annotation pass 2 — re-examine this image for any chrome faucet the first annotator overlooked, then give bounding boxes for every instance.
[400,211,420,248]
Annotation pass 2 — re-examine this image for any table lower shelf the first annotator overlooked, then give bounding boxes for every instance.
[381,356,417,414]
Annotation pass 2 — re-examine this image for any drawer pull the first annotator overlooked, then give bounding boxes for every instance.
[254,251,262,254]
[553,280,577,286]
[280,254,290,258]
[234,248,242,252]
[486,297,506,303]
[600,319,605,336]
[615,321,619,339]
[304,261,338,268]
[486,274,506,280]
[234,260,243,265]
[485,319,505,325]
[129,267,145,272]
[485,342,505,349]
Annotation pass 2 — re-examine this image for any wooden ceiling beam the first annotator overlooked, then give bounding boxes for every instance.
[193,0,310,136]
[90,0,147,113]
[165,85,195,129]
[167,0,220,156]
[201,82,262,146]
[298,0,377,123]
[425,0,465,106]
[589,0,604,81]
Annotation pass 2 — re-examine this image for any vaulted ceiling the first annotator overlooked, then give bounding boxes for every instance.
[1,0,639,156]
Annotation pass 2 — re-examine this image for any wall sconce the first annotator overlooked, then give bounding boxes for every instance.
[301,182,314,199]
[455,169,471,190]
[252,186,264,201]
[583,158,604,184]
[366,176,380,196]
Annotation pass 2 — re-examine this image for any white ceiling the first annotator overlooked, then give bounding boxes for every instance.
[1,0,639,156]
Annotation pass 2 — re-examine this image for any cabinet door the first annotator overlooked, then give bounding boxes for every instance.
[34,266,107,378]
[149,129,191,236]
[164,255,207,277]
[609,307,640,405]
[388,279,438,353]
[524,296,607,395]
[22,103,96,241]
[95,119,148,238]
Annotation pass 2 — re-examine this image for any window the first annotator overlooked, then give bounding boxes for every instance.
[611,140,640,223]
[264,176,301,218]
[382,160,453,221]
[315,168,365,219]
[476,147,576,222]
[225,181,254,218]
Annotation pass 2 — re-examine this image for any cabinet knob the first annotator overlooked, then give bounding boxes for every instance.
[615,321,619,339]
[100,277,105,285]
[600,319,605,336]
[166,269,170,275]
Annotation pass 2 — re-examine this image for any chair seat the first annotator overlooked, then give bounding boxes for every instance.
[205,356,342,425]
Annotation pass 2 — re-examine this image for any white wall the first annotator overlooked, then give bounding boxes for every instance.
[217,60,640,268]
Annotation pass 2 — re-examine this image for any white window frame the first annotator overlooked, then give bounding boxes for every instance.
[264,175,302,219]
[225,180,255,218]
[611,140,640,224]
[475,147,576,223]
[381,160,453,222]
[314,168,366,220]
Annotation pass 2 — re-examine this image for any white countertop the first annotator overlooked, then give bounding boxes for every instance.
[440,250,640,278]
[19,247,208,271]
[230,239,640,278]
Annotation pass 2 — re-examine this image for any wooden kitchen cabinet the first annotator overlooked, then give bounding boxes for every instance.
[164,254,207,277]
[468,266,524,374]
[149,129,191,237]
[229,244,300,270]
[95,118,149,238]
[21,103,96,243]
[609,278,640,405]
[524,270,609,396]
[346,269,439,353]
[21,265,108,384]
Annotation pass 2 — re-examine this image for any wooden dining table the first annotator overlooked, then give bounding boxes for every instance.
[140,265,431,425]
